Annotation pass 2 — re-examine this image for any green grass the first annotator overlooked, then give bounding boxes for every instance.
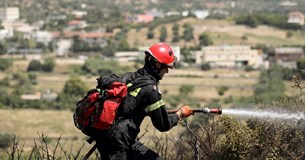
[246,33,305,46]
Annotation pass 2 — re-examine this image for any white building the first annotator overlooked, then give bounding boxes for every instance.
[182,10,209,20]
[0,7,20,22]
[33,31,53,45]
[0,27,13,40]
[195,45,263,68]
[56,39,72,56]
[114,51,140,62]
[287,11,305,25]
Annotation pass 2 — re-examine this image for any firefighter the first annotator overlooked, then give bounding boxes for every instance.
[93,42,193,160]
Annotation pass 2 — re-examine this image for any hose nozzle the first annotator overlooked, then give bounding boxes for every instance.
[209,108,222,115]
[196,108,222,115]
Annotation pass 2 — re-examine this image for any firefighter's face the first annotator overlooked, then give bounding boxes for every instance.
[156,63,169,80]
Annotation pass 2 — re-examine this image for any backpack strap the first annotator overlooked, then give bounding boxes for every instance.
[120,72,156,93]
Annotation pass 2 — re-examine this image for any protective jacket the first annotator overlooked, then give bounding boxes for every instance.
[93,66,180,149]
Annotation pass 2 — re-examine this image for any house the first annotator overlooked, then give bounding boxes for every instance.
[280,1,298,7]
[2,21,38,34]
[194,45,263,68]
[0,28,14,40]
[68,20,88,29]
[0,7,19,22]
[55,39,72,56]
[268,47,304,68]
[71,10,87,19]
[287,11,305,25]
[182,10,209,20]
[41,90,58,101]
[21,92,42,100]
[33,31,53,45]
[126,14,154,23]
[114,51,141,62]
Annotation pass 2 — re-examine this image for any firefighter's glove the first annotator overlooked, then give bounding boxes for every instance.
[179,105,194,118]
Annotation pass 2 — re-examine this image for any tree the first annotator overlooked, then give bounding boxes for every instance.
[56,75,89,109]
[42,57,55,72]
[0,42,7,55]
[172,23,180,43]
[200,62,211,70]
[216,85,229,96]
[0,59,12,71]
[62,76,88,97]
[198,33,213,46]
[181,47,193,63]
[159,26,167,42]
[254,66,286,103]
[27,60,42,71]
[297,58,305,70]
[182,23,194,42]
[147,27,154,39]
[179,84,194,96]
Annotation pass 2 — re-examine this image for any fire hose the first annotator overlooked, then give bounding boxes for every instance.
[167,107,222,115]
[82,107,222,160]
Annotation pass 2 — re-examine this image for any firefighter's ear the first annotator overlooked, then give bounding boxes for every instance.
[155,62,162,69]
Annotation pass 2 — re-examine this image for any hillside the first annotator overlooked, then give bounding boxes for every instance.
[126,17,305,48]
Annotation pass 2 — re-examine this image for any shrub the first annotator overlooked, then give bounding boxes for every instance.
[0,133,14,149]
[200,63,211,70]
[0,58,13,71]
[27,60,42,71]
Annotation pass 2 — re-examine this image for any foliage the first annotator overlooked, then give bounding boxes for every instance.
[81,57,133,76]
[56,75,88,110]
[297,58,305,70]
[244,65,254,72]
[102,43,116,57]
[200,62,211,70]
[198,33,213,46]
[147,27,154,39]
[12,72,35,95]
[27,57,55,73]
[179,84,194,97]
[214,116,254,159]
[254,65,286,103]
[0,133,15,149]
[0,42,7,55]
[0,133,99,160]
[171,23,180,43]
[41,57,55,72]
[159,26,167,42]
[182,23,194,42]
[216,86,229,96]
[180,47,193,63]
[0,58,13,71]
[62,75,88,96]
[27,60,42,71]
[70,35,102,53]
[235,13,303,30]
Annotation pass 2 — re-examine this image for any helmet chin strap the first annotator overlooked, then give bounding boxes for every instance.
[144,63,161,82]
[151,65,161,81]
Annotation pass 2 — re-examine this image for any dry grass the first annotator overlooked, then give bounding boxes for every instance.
[127,17,305,47]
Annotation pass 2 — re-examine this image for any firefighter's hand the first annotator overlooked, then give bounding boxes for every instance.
[177,105,193,118]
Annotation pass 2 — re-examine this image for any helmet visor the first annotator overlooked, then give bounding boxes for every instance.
[166,56,177,69]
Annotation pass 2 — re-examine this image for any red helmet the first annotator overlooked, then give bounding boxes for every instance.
[145,42,177,68]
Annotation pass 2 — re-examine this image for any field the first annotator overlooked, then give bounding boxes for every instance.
[0,18,302,157]
[0,58,264,156]
[126,18,305,47]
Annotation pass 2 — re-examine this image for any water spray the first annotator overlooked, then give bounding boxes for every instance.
[222,108,305,121]
[167,107,305,121]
